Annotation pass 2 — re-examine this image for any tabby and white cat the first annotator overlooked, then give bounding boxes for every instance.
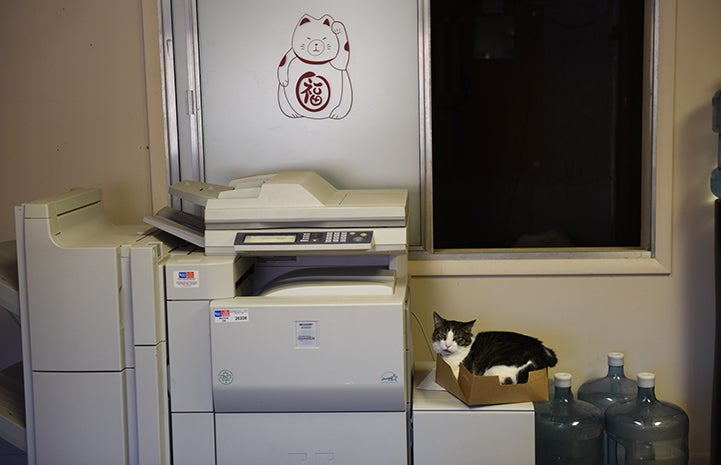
[432,312,558,384]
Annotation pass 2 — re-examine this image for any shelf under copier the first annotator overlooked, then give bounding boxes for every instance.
[0,240,25,453]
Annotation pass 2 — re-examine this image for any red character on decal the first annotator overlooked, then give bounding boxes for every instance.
[277,14,352,119]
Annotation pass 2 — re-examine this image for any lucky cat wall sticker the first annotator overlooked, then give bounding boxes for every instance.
[277,14,353,119]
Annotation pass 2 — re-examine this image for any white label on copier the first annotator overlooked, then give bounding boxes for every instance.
[173,270,200,288]
[214,308,249,323]
[295,321,318,348]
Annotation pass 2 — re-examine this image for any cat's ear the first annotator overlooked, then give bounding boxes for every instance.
[298,15,313,27]
[463,319,476,331]
[319,14,334,27]
[432,311,444,328]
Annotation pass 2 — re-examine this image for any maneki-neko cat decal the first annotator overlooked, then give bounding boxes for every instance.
[277,14,353,120]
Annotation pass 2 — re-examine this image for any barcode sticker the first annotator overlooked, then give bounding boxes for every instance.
[296,321,318,348]
[214,309,249,323]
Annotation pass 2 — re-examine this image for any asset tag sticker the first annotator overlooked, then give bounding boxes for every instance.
[214,308,249,323]
[295,321,318,348]
[174,270,200,288]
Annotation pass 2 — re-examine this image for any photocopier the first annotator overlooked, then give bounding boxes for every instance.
[14,171,412,465]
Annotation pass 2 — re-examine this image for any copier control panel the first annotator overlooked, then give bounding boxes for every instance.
[234,230,373,251]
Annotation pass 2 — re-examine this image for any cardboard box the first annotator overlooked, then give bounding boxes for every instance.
[435,357,549,405]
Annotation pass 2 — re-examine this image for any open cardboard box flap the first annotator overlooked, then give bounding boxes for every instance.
[435,356,549,405]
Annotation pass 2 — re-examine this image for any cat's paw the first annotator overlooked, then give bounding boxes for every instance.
[331,21,345,35]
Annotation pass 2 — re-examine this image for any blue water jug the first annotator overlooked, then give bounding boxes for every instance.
[578,352,637,412]
[535,372,604,465]
[605,372,688,465]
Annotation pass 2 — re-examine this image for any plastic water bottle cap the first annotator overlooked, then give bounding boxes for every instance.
[637,372,655,388]
[554,372,572,388]
[608,352,625,366]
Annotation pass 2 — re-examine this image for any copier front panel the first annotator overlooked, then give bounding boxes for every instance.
[210,289,408,413]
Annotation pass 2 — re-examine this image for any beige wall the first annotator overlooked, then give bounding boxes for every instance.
[0,0,167,242]
[1,0,719,463]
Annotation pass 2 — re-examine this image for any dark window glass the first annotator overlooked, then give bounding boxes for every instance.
[431,0,645,249]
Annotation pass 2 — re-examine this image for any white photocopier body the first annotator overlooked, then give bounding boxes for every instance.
[158,172,411,465]
[15,171,411,465]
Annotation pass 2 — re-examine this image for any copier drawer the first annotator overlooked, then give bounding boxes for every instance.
[215,411,408,465]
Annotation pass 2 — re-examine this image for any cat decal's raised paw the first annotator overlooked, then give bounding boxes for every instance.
[277,14,353,120]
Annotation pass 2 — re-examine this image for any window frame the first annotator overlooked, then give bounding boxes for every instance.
[410,0,674,276]
[157,0,673,276]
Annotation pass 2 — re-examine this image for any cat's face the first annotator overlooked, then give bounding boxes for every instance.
[292,15,338,63]
[431,312,475,356]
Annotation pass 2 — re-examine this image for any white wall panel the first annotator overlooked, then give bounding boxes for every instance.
[195,0,421,244]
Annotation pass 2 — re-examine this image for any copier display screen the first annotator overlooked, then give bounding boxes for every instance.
[243,234,296,244]
[234,230,373,247]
